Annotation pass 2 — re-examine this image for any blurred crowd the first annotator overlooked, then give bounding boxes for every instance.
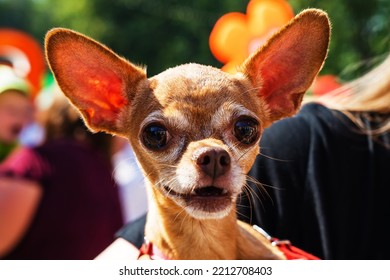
[0,37,148,259]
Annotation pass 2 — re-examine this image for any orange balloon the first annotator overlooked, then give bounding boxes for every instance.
[209,0,295,73]
[247,0,294,38]
[221,59,246,74]
[209,13,251,64]
[0,28,46,98]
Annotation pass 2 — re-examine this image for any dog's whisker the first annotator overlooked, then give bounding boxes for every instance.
[178,208,191,234]
[245,175,275,204]
[243,182,263,203]
[246,175,282,191]
[156,176,178,194]
[159,163,180,169]
[237,187,254,223]
[235,207,253,224]
[258,151,290,162]
[238,149,252,161]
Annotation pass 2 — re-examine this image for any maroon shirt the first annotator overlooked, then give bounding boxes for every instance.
[0,138,123,259]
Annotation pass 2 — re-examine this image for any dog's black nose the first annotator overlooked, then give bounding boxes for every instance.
[194,147,231,178]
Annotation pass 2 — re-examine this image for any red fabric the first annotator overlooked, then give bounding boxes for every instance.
[276,243,320,260]
[138,242,168,260]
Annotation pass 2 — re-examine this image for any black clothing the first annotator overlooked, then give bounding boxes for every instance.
[238,103,390,259]
[115,214,146,249]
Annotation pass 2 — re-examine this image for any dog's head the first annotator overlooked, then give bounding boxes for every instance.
[45,9,330,220]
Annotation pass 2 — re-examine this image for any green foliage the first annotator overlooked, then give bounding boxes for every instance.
[290,0,390,80]
[0,0,389,79]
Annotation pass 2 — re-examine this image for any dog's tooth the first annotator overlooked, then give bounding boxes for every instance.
[222,189,228,194]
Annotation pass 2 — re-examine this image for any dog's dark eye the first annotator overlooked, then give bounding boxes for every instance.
[142,124,170,150]
[234,118,259,145]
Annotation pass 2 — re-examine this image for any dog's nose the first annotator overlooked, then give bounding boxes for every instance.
[194,147,231,178]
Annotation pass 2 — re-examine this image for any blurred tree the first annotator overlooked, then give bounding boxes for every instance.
[87,0,248,75]
[0,0,33,30]
[289,0,390,80]
[1,0,247,75]
[0,0,389,79]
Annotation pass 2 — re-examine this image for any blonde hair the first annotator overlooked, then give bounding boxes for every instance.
[318,52,390,135]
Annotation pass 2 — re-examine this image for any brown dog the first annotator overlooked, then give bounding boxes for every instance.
[45,9,330,259]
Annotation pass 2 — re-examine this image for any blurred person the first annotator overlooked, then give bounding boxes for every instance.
[0,64,33,161]
[111,137,148,224]
[237,52,390,259]
[0,92,123,259]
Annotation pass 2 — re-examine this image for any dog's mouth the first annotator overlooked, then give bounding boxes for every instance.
[194,186,229,196]
[163,185,233,217]
[164,185,229,198]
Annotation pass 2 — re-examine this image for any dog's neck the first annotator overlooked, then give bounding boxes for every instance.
[144,186,239,260]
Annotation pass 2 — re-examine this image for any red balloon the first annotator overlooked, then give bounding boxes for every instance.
[311,75,342,96]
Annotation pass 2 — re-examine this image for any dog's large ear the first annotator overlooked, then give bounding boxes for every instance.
[45,28,147,135]
[241,9,330,124]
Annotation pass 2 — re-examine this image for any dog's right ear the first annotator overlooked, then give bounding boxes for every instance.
[241,9,330,125]
[45,28,147,135]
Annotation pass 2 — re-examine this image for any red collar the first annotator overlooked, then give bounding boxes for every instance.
[137,226,320,260]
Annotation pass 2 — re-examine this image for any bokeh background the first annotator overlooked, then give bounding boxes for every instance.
[1,0,389,81]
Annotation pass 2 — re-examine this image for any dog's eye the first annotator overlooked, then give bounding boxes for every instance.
[142,124,170,150]
[234,118,259,145]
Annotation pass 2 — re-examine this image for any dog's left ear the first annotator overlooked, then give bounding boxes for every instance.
[241,9,330,123]
[45,28,147,136]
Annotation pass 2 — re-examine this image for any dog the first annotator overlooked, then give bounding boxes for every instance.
[45,8,330,260]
